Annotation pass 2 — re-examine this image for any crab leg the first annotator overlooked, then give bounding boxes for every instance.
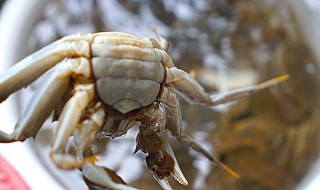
[77,111,139,190]
[159,88,239,178]
[72,104,139,190]
[50,84,95,169]
[164,66,289,106]
[0,62,71,142]
[0,57,92,143]
[64,98,138,190]
[209,74,289,106]
[0,33,92,102]
[73,103,105,160]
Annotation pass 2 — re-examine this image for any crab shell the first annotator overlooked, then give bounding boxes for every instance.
[91,33,165,114]
[0,31,288,190]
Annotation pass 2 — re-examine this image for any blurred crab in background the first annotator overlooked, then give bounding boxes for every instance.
[1,0,319,190]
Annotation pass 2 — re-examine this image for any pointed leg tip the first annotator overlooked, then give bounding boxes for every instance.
[181,181,189,186]
[222,165,240,178]
[274,74,290,83]
[211,157,240,179]
[256,74,290,91]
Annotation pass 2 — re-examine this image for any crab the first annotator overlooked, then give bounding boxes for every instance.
[0,32,288,190]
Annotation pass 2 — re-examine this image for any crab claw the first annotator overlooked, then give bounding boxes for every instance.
[152,171,174,190]
[146,136,188,190]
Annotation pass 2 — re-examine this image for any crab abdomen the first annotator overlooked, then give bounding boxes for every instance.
[91,33,165,114]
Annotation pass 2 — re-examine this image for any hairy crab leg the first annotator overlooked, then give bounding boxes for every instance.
[159,88,239,178]
[0,57,92,143]
[73,103,105,160]
[51,90,136,190]
[72,104,138,190]
[164,66,289,106]
[161,69,288,177]
[50,84,95,169]
[0,61,70,142]
[209,75,289,105]
[0,33,92,102]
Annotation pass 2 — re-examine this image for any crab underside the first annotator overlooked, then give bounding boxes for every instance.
[0,32,288,190]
